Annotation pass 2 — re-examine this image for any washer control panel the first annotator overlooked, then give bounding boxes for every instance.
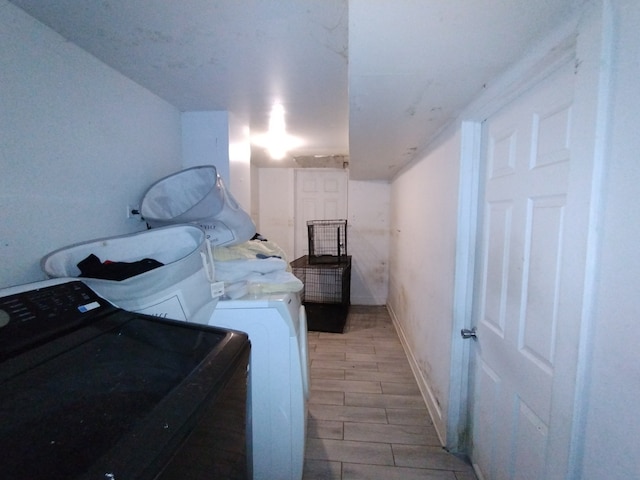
[0,281,109,361]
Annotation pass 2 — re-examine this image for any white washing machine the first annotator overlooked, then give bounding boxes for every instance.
[192,291,309,480]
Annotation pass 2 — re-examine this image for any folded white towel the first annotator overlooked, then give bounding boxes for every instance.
[214,257,303,293]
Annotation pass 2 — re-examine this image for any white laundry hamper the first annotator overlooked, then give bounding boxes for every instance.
[140,165,256,247]
[41,225,218,321]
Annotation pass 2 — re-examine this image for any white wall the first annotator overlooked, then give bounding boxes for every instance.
[387,129,461,439]
[257,167,390,305]
[250,162,261,225]
[348,180,390,305]
[0,0,182,289]
[580,1,640,477]
[181,111,231,185]
[228,113,251,212]
[257,168,296,260]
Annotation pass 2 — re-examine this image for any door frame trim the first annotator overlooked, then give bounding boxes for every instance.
[446,121,482,452]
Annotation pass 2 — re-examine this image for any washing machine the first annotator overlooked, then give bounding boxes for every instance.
[192,290,309,480]
[0,278,251,480]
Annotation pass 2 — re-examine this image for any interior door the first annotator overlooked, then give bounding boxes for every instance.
[470,62,591,479]
[294,169,348,260]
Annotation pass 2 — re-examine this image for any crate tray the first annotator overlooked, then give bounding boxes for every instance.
[304,303,349,334]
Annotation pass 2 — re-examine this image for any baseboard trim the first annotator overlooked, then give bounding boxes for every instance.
[385,303,447,446]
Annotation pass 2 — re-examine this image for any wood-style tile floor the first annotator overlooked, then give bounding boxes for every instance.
[303,305,478,480]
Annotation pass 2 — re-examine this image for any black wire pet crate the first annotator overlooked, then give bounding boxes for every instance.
[307,219,348,264]
[291,255,351,334]
[293,219,351,333]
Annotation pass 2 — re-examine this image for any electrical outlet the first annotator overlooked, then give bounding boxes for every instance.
[127,205,140,219]
[211,281,225,298]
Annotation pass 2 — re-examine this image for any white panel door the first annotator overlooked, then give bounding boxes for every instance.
[294,169,348,260]
[471,62,591,479]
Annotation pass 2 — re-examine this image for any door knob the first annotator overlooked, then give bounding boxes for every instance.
[460,327,477,340]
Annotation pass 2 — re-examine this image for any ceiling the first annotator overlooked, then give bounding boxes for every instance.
[9,0,582,181]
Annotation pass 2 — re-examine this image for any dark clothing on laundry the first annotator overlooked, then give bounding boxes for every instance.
[77,254,163,281]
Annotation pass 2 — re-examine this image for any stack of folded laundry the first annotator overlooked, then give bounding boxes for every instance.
[212,235,303,298]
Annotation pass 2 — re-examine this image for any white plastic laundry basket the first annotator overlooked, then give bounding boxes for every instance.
[140,165,256,246]
[41,225,217,321]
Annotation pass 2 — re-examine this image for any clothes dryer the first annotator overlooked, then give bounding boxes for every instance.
[192,291,309,480]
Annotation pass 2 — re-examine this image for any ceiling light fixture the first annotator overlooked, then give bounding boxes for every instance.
[251,103,303,160]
